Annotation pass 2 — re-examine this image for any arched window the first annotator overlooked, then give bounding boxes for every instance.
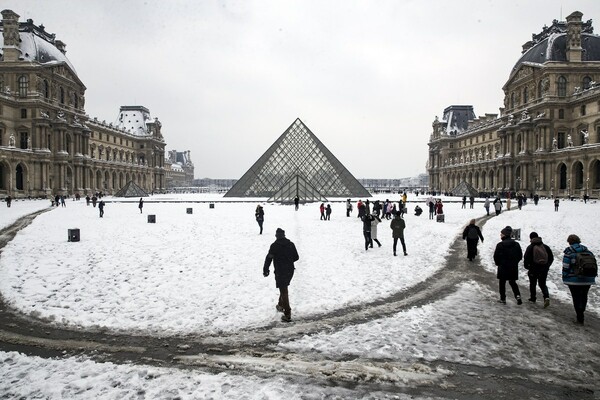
[16,164,24,190]
[575,162,584,189]
[523,87,528,104]
[559,164,567,189]
[18,75,29,97]
[583,76,592,90]
[558,76,567,97]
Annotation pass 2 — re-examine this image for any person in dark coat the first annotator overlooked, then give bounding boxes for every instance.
[461,196,466,209]
[361,213,375,251]
[263,228,299,322]
[255,205,264,234]
[469,196,475,209]
[319,203,326,220]
[523,231,554,307]
[554,198,559,212]
[5,195,12,207]
[414,205,423,216]
[138,198,144,213]
[92,195,97,207]
[428,199,435,220]
[493,226,523,304]
[98,200,105,218]
[325,204,332,220]
[294,196,299,211]
[390,211,407,256]
[462,219,484,261]
[562,234,596,325]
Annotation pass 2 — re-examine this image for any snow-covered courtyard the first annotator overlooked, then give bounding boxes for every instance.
[0,194,598,399]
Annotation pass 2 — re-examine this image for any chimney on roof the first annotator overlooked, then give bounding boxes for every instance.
[1,9,21,62]
[566,11,583,62]
[55,40,67,54]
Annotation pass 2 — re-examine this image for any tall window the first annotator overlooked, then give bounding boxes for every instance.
[558,76,567,97]
[74,94,78,109]
[43,80,49,98]
[18,75,29,97]
[581,105,587,116]
[538,80,543,98]
[510,93,515,108]
[559,109,565,119]
[558,132,566,149]
[60,87,65,104]
[19,132,28,149]
[583,76,592,90]
[523,87,528,104]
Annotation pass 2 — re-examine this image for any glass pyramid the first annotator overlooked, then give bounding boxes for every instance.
[225,118,370,201]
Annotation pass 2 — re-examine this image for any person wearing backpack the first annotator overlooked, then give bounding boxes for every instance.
[462,219,484,261]
[523,232,554,307]
[562,234,597,325]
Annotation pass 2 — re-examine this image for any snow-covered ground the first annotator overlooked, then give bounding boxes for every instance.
[0,194,598,399]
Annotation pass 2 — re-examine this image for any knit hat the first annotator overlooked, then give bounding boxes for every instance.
[275,228,285,238]
[501,226,513,237]
[529,231,539,239]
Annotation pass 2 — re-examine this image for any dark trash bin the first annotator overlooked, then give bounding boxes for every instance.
[209,203,215,209]
[68,228,80,242]
[148,215,156,223]
[186,208,193,214]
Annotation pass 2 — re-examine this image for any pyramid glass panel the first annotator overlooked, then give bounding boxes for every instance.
[225,118,370,200]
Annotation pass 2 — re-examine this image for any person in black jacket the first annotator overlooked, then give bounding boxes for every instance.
[493,226,523,304]
[263,228,299,322]
[255,205,264,234]
[361,213,375,251]
[462,219,484,261]
[523,231,554,307]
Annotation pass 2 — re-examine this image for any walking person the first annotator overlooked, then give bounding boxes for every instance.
[263,228,299,323]
[98,200,105,218]
[461,196,466,209]
[469,196,475,209]
[484,197,490,215]
[255,205,264,234]
[92,195,97,207]
[428,198,435,220]
[562,234,597,325]
[506,196,511,211]
[361,213,375,251]
[346,199,353,217]
[294,196,299,211]
[325,204,332,221]
[5,195,12,208]
[390,212,407,256]
[493,197,503,215]
[60,195,66,207]
[523,232,554,307]
[319,203,326,221]
[138,197,144,213]
[493,226,523,304]
[462,219,484,261]
[554,198,560,212]
[370,214,382,248]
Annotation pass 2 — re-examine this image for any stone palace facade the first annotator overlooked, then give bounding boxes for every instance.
[0,9,166,198]
[428,11,600,198]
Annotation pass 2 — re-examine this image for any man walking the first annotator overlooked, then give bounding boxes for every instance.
[263,228,299,322]
[138,198,144,213]
[390,211,407,256]
[462,219,484,261]
[493,226,523,304]
[98,200,105,218]
[523,232,554,307]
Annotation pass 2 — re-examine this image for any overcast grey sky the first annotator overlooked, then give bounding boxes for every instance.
[4,1,600,179]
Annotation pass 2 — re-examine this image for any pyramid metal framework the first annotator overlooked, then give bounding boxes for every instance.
[113,181,149,198]
[225,118,370,201]
[450,181,479,197]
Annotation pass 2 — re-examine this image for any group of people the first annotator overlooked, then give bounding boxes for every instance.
[464,219,596,325]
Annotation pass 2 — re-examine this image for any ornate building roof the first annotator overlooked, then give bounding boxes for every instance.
[0,12,77,74]
[512,16,600,74]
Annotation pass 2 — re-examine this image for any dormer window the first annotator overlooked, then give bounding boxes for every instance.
[18,75,29,97]
[557,76,567,98]
[583,76,592,90]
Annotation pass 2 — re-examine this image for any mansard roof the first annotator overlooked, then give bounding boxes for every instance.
[0,16,77,74]
[511,16,600,76]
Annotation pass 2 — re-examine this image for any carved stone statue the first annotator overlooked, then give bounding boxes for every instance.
[8,133,16,147]
[567,134,573,147]
[541,78,550,94]
[552,137,558,150]
[582,130,589,144]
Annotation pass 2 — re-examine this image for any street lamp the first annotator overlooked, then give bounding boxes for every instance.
[551,179,554,198]
[567,178,571,198]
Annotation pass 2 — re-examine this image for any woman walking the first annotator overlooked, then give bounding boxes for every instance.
[462,219,484,261]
